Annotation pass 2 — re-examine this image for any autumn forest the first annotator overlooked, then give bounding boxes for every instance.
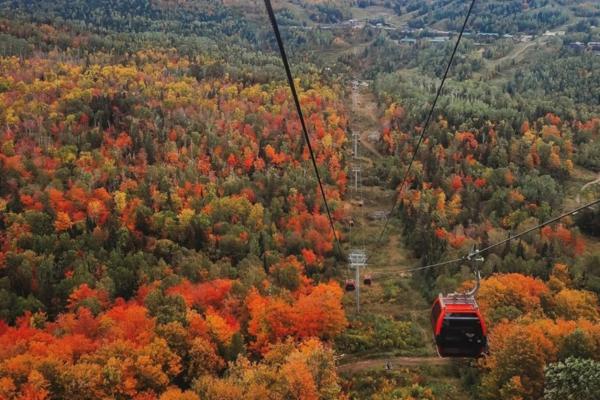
[0,1,599,399]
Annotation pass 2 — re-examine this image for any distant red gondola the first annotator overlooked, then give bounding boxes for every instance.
[344,279,356,291]
[363,274,372,286]
[431,293,487,357]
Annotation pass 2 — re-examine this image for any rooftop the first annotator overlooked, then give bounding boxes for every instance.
[439,293,479,309]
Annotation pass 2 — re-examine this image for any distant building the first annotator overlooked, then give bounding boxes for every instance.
[519,35,533,42]
[400,28,414,34]
[477,32,500,42]
[543,30,565,36]
[427,36,450,43]
[478,32,500,37]
[568,42,585,51]
[588,42,600,51]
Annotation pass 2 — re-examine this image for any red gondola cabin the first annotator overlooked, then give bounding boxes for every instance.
[431,293,487,357]
[344,279,356,292]
[363,274,372,286]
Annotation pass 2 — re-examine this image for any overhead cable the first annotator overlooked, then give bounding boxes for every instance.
[391,198,600,274]
[263,0,343,256]
[374,0,477,246]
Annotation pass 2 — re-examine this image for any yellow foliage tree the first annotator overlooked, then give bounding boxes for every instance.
[54,211,73,231]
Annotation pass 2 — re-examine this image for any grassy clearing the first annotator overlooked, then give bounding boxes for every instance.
[340,364,474,400]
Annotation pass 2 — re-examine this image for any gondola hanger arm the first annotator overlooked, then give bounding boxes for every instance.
[465,247,483,297]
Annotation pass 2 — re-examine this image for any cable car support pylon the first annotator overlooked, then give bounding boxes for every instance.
[348,249,367,313]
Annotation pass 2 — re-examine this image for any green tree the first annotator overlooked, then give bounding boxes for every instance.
[558,329,595,360]
[544,357,600,400]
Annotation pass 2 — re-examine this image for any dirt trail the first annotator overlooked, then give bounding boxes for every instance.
[577,172,600,204]
[338,356,452,373]
[340,81,441,373]
[504,39,538,62]
[485,37,543,71]
[350,81,382,159]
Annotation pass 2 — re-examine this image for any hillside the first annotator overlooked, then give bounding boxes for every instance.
[242,0,600,35]
[0,1,599,399]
